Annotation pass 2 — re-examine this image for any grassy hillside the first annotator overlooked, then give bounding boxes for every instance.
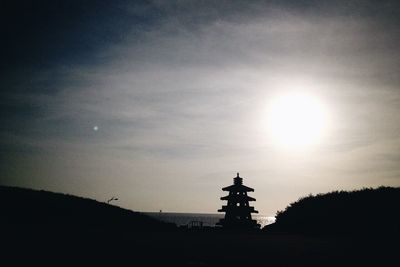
[265,187,400,235]
[1,185,398,266]
[0,185,174,231]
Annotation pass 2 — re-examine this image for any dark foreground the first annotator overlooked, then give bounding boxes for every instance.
[3,227,398,267]
[1,186,398,266]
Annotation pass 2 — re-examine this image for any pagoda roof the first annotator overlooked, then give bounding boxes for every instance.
[222,184,254,192]
[218,205,258,214]
[221,194,256,201]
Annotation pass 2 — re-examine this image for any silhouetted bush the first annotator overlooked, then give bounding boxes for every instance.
[265,187,400,235]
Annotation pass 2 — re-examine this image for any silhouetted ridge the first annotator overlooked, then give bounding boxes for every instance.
[0,186,174,231]
[265,187,400,235]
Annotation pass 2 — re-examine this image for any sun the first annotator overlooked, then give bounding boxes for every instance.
[266,93,328,148]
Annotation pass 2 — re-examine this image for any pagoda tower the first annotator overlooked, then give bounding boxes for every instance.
[217,173,260,229]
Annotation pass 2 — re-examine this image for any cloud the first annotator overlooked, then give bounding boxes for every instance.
[1,1,400,213]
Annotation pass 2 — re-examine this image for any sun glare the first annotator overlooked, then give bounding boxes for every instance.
[267,93,328,149]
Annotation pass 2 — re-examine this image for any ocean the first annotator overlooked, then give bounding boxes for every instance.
[144,212,275,228]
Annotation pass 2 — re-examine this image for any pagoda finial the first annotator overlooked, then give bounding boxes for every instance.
[234,173,243,185]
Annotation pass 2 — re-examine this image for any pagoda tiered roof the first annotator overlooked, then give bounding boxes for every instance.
[222,184,254,192]
[220,194,256,201]
[217,173,260,229]
[218,205,258,213]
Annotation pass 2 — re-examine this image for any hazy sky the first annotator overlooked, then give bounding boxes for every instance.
[1,0,400,215]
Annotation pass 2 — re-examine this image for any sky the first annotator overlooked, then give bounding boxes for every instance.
[1,0,400,216]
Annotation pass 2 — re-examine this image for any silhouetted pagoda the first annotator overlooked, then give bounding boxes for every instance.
[217,173,260,229]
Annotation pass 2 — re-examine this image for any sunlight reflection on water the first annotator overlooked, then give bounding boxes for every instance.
[145,212,275,228]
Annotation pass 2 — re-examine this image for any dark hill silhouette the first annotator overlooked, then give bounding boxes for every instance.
[1,185,398,266]
[265,187,400,235]
[0,185,174,231]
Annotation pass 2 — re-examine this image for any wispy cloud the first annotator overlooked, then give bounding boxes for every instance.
[1,1,400,214]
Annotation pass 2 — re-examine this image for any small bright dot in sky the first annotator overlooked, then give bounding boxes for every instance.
[93,126,99,131]
[267,93,328,149]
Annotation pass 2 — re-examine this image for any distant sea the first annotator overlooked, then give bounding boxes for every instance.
[144,212,276,228]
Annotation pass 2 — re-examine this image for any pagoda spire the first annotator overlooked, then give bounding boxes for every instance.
[217,173,260,229]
